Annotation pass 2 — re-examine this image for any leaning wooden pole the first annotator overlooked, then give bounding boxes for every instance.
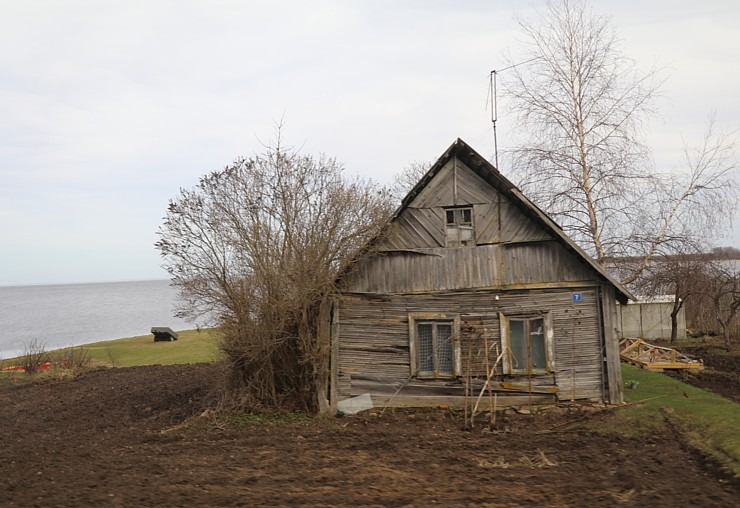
[464,347,472,428]
[490,343,499,427]
[484,330,495,427]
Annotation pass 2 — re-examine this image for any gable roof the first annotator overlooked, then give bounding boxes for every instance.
[394,138,634,303]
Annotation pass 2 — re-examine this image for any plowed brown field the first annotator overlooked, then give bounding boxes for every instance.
[1,363,737,507]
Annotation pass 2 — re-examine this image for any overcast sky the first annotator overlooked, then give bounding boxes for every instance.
[1,0,739,286]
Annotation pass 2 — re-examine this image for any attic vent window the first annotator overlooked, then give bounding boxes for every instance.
[446,208,472,225]
[445,207,474,247]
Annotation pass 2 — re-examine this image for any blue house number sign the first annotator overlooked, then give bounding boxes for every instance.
[572,292,583,303]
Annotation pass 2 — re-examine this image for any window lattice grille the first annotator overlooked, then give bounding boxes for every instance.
[417,323,434,372]
[416,321,454,376]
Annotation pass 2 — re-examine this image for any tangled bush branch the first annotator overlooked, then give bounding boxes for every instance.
[156,135,394,413]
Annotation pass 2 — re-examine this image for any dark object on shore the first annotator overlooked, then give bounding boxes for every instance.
[151,327,179,342]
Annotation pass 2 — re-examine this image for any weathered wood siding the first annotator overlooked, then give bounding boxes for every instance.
[341,242,597,294]
[335,288,606,406]
[347,155,587,294]
[379,208,445,250]
[331,148,623,409]
[601,285,624,404]
[377,157,550,252]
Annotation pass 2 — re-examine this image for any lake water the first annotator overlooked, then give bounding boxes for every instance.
[0,280,193,359]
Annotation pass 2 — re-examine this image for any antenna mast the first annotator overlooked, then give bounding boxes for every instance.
[490,70,499,169]
[488,56,540,172]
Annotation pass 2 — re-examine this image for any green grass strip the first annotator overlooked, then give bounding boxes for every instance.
[81,328,221,367]
[0,329,221,371]
[591,364,740,477]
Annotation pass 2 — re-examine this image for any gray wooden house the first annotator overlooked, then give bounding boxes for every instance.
[329,139,632,410]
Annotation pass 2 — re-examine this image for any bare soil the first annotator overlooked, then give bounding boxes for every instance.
[1,363,738,507]
[660,343,740,404]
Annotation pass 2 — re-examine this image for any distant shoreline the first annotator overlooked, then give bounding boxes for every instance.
[0,280,190,360]
[0,278,171,289]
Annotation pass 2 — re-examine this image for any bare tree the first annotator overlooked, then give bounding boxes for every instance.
[701,261,740,349]
[633,247,709,343]
[390,160,433,204]
[503,0,738,285]
[621,115,739,285]
[156,134,394,413]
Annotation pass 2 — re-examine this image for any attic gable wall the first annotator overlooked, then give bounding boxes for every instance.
[378,156,550,250]
[408,158,499,208]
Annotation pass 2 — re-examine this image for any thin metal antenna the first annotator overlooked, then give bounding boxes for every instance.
[488,56,541,172]
[490,70,499,169]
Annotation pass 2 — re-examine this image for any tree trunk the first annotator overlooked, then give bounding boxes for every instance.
[724,326,732,351]
[315,297,333,415]
[716,315,730,351]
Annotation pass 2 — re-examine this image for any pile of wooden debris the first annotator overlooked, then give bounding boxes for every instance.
[619,338,703,371]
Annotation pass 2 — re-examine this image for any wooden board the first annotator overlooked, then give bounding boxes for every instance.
[334,288,607,405]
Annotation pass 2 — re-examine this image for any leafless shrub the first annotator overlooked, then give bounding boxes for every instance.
[49,347,92,374]
[156,129,394,413]
[105,346,120,368]
[19,338,49,374]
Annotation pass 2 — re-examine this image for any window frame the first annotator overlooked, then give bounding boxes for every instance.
[444,206,475,248]
[409,313,461,379]
[499,312,554,375]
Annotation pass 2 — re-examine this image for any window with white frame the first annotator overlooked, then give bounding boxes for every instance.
[500,312,554,375]
[409,314,461,378]
[445,206,474,247]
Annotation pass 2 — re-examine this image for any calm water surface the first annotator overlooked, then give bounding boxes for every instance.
[0,280,192,359]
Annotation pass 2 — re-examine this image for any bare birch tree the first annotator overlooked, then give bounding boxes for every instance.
[156,135,394,413]
[504,0,738,285]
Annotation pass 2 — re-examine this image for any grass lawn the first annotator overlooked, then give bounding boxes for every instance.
[0,329,221,372]
[82,328,221,367]
[583,363,740,477]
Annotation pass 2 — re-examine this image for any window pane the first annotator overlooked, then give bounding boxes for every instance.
[436,324,453,374]
[530,318,546,370]
[417,323,434,372]
[462,208,472,224]
[445,208,475,247]
[509,319,526,371]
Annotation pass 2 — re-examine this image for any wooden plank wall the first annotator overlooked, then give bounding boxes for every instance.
[601,285,624,404]
[334,153,620,407]
[356,155,587,295]
[380,208,445,250]
[379,157,551,251]
[378,198,551,250]
[341,242,598,294]
[335,288,605,406]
